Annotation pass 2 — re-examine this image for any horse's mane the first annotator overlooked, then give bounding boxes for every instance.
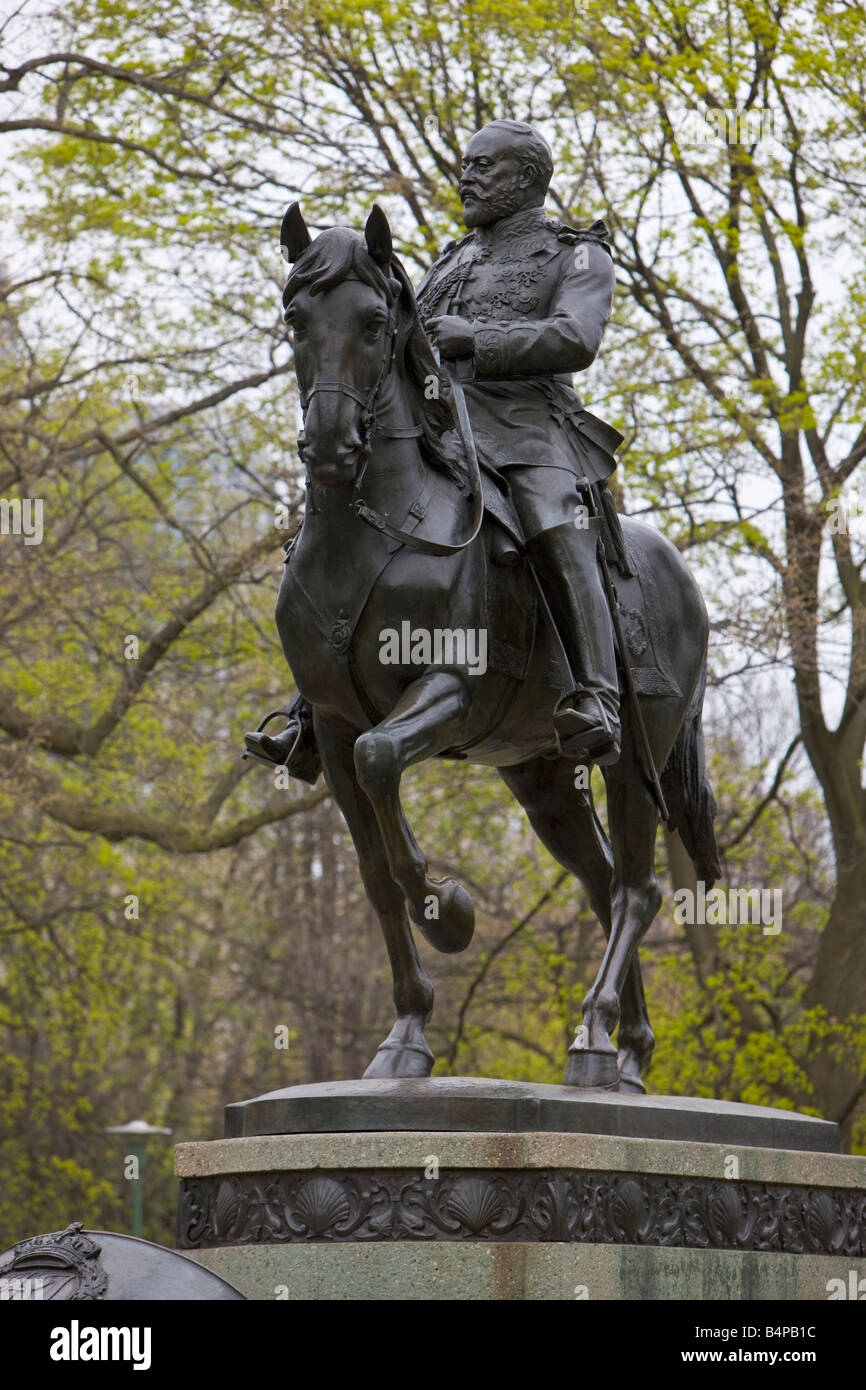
[283,229,466,487]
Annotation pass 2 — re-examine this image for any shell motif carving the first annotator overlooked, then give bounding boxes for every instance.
[804,1191,842,1252]
[213,1179,242,1240]
[445,1178,503,1235]
[610,1178,650,1242]
[707,1182,748,1246]
[293,1177,351,1236]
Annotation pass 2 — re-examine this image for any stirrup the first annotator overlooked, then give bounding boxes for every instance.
[553,689,621,766]
[242,708,302,768]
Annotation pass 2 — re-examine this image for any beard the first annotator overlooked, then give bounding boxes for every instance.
[460,179,525,228]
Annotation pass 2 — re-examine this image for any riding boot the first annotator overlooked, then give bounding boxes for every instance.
[527,519,621,766]
[242,693,322,784]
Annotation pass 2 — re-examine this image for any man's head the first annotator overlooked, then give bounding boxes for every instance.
[459,121,553,228]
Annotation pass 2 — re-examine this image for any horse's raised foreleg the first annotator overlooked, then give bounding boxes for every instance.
[353,672,475,954]
[568,769,662,1088]
[314,710,436,1078]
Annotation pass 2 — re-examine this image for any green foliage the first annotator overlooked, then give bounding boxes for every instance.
[1,0,866,1252]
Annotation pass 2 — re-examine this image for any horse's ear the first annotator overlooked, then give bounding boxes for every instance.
[280,203,311,263]
[364,204,393,267]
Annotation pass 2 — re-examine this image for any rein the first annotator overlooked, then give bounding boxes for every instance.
[352,359,484,558]
[298,274,484,558]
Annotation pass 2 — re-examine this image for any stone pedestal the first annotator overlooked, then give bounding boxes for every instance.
[174,1079,866,1301]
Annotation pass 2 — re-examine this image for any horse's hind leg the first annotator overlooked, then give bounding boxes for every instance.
[572,771,662,1086]
[616,956,655,1094]
[315,711,435,1079]
[353,671,476,955]
[499,755,654,1091]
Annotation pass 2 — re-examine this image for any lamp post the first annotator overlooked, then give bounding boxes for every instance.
[105,1119,172,1239]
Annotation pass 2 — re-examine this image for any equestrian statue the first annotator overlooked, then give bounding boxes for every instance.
[243,120,721,1092]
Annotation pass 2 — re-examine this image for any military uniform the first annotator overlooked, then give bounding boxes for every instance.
[416,205,623,539]
[418,205,623,762]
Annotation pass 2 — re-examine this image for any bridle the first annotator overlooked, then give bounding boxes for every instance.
[294,274,483,558]
[297,286,399,496]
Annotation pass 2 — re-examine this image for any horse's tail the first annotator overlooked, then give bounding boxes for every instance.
[660,658,721,885]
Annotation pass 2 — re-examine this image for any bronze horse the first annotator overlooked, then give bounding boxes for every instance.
[273,204,720,1092]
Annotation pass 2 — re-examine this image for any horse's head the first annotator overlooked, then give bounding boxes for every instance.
[281,203,405,488]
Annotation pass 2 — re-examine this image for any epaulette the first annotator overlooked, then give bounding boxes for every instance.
[550,217,613,256]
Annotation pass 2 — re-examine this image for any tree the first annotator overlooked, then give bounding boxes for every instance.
[1,0,864,1164]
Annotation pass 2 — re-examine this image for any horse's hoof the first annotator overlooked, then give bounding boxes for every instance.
[613,1077,646,1095]
[563,1046,619,1088]
[416,878,475,954]
[615,1049,647,1094]
[362,1041,434,1079]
